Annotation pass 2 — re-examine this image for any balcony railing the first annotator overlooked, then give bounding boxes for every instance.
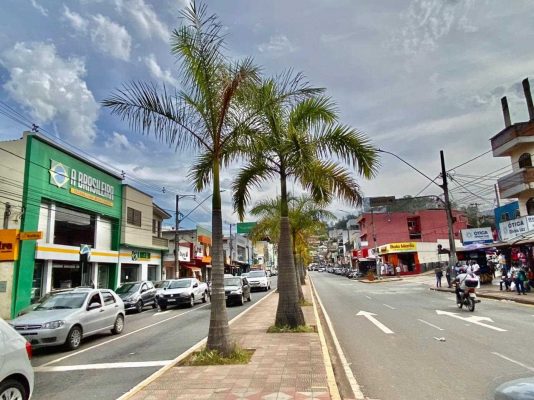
[491,122,534,154]
[498,167,534,198]
[152,236,169,248]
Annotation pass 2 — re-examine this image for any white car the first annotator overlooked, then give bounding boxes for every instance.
[0,318,34,400]
[247,270,271,291]
[157,278,209,310]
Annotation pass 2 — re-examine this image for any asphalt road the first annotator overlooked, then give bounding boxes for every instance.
[311,272,534,400]
[30,277,277,400]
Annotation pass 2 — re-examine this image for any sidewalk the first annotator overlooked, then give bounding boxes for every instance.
[126,283,336,400]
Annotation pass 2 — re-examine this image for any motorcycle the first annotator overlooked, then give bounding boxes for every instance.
[455,277,478,312]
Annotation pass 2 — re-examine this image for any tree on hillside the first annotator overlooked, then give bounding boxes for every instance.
[102,2,259,355]
[233,74,378,327]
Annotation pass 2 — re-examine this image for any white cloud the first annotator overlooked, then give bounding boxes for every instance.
[142,54,178,86]
[258,34,297,56]
[90,14,132,61]
[114,0,170,42]
[0,42,99,146]
[30,0,48,16]
[63,6,88,33]
[105,131,130,150]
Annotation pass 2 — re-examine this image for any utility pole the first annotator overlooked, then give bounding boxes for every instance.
[470,202,481,227]
[229,223,234,273]
[175,194,195,278]
[440,150,458,272]
[371,208,379,277]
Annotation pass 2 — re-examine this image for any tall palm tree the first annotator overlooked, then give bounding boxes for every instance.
[234,75,378,327]
[102,2,260,355]
[250,195,333,302]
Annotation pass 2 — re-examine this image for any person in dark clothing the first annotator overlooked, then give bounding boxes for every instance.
[435,266,443,288]
[445,262,452,288]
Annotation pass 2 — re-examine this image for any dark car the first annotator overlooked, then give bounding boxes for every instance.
[115,281,157,313]
[224,276,251,306]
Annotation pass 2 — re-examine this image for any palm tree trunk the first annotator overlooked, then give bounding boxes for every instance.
[292,236,304,302]
[275,173,305,327]
[299,259,306,285]
[206,160,233,355]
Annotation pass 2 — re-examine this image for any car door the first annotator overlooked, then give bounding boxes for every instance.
[140,282,150,305]
[191,279,200,299]
[82,291,104,335]
[100,290,119,328]
[145,281,156,304]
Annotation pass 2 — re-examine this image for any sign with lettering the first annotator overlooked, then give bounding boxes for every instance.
[19,231,43,241]
[49,159,115,207]
[0,229,19,261]
[178,246,190,262]
[461,227,493,245]
[131,250,151,261]
[499,216,534,241]
[379,242,417,254]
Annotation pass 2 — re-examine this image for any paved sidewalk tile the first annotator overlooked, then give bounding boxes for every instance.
[129,283,333,400]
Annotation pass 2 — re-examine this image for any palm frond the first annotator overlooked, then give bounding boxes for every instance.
[288,96,338,131]
[188,151,215,192]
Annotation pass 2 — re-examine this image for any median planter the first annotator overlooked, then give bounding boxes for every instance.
[267,325,317,333]
[178,346,255,366]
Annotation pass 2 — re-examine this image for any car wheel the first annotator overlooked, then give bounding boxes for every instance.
[202,292,207,303]
[189,295,195,308]
[65,326,82,350]
[135,300,143,313]
[0,378,28,400]
[239,294,244,306]
[111,314,124,335]
[159,303,167,311]
[151,300,157,309]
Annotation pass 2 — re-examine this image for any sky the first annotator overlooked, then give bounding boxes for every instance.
[0,0,532,229]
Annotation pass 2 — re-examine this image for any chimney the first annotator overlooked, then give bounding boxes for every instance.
[501,96,511,128]
[522,78,534,120]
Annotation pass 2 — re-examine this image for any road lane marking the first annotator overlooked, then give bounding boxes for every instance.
[417,319,444,331]
[356,311,394,334]
[35,361,172,372]
[153,311,170,316]
[38,304,210,368]
[365,295,372,300]
[435,310,507,332]
[492,352,534,372]
[382,304,396,310]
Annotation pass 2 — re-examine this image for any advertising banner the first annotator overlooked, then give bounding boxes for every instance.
[499,216,534,241]
[461,227,493,245]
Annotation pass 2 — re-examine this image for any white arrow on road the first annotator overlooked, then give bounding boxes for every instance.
[435,310,507,332]
[356,311,394,334]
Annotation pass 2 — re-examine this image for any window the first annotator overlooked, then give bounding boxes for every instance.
[101,291,116,305]
[519,153,532,168]
[88,293,102,307]
[407,217,421,240]
[500,212,510,222]
[54,205,96,247]
[527,198,534,216]
[127,207,142,226]
[152,219,157,234]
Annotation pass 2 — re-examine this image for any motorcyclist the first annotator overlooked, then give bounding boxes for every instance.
[454,267,479,306]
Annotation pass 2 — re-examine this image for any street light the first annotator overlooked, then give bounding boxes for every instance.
[339,210,356,269]
[377,148,458,271]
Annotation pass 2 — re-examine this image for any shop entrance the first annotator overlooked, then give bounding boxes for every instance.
[121,264,139,283]
[98,263,115,288]
[52,261,81,289]
[31,261,44,303]
[147,265,158,281]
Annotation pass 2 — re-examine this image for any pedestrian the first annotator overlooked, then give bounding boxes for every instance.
[527,267,534,292]
[516,266,527,295]
[499,272,511,291]
[445,262,451,288]
[395,265,401,276]
[435,265,443,288]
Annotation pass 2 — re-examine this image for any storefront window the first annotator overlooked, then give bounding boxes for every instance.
[31,261,44,303]
[121,264,139,283]
[54,205,96,247]
[52,261,81,289]
[148,265,158,281]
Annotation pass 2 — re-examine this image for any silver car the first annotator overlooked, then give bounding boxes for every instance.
[10,288,125,351]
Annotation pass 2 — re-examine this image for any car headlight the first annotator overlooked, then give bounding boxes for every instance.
[230,290,242,295]
[42,320,65,329]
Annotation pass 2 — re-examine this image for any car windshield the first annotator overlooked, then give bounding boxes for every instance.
[115,283,141,294]
[154,281,170,289]
[169,280,192,289]
[35,292,88,310]
[248,271,266,278]
[225,278,241,286]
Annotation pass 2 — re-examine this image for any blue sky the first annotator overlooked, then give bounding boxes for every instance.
[0,0,533,228]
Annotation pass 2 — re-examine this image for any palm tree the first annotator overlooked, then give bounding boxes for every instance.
[102,2,260,355]
[233,75,378,327]
[250,195,333,302]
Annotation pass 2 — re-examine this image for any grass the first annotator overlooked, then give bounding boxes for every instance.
[299,299,313,306]
[267,324,316,333]
[180,346,254,366]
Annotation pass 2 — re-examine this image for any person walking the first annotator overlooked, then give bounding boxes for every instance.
[435,265,443,288]
[445,262,452,288]
[516,266,527,295]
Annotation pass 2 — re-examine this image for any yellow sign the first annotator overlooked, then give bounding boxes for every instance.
[0,229,19,261]
[70,187,113,207]
[19,231,43,241]
[380,242,417,254]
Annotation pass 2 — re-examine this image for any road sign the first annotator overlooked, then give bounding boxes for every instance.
[237,222,256,234]
[19,231,43,241]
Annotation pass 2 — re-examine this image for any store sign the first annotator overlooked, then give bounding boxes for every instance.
[196,245,204,258]
[380,242,417,254]
[500,216,534,241]
[461,227,493,245]
[0,229,19,261]
[178,246,190,262]
[132,250,151,261]
[19,231,43,241]
[49,159,115,207]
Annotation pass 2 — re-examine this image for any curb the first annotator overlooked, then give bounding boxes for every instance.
[310,278,365,400]
[429,287,534,306]
[358,278,403,284]
[117,289,277,400]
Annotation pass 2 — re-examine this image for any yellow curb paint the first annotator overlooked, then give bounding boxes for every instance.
[310,280,341,400]
[117,289,277,400]
[310,277,365,400]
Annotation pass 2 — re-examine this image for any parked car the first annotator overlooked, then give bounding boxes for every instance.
[0,318,34,400]
[247,270,271,291]
[115,281,157,313]
[224,276,251,306]
[10,288,125,350]
[241,272,249,278]
[157,278,209,310]
[17,289,72,317]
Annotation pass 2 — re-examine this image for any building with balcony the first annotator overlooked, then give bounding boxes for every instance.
[491,78,534,216]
